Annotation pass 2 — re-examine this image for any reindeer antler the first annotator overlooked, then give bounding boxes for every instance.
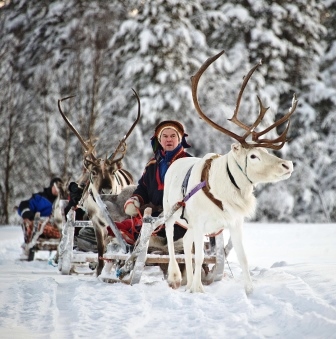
[191,50,298,150]
[58,95,96,156]
[108,88,141,163]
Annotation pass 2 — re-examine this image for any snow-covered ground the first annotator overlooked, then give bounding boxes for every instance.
[0,223,335,339]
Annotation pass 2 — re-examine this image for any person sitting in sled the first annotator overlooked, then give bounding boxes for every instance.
[65,120,193,248]
[121,119,193,243]
[18,177,64,249]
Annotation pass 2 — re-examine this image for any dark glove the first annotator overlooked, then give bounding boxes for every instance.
[68,182,84,205]
[21,210,35,221]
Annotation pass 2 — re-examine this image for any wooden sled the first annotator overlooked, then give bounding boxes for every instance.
[57,207,98,275]
[57,191,136,276]
[58,190,133,275]
[98,207,226,286]
[58,193,228,284]
[21,211,62,262]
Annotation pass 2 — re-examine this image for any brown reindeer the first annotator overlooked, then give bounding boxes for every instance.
[164,51,298,294]
[58,90,140,276]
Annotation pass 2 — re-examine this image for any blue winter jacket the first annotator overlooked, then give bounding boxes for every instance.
[18,187,56,220]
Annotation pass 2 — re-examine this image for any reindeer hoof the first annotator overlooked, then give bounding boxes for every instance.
[245,284,254,295]
[168,280,181,289]
[189,285,205,293]
[167,269,182,289]
[188,280,205,293]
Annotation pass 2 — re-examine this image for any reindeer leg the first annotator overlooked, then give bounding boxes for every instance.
[229,219,253,295]
[189,229,205,293]
[183,228,194,290]
[167,218,182,289]
[94,224,106,277]
[224,236,233,258]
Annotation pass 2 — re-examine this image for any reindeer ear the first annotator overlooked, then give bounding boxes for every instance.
[231,143,242,153]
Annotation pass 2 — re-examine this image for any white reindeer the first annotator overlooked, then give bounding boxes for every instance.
[164,51,297,294]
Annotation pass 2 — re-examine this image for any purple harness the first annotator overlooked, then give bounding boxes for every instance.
[181,165,206,202]
[179,166,206,222]
[183,181,206,202]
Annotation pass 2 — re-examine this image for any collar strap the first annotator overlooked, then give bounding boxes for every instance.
[227,164,240,190]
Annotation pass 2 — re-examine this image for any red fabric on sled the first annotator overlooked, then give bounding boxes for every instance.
[106,218,142,245]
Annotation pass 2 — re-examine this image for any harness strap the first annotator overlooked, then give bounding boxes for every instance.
[184,181,206,202]
[180,165,208,222]
[206,229,224,237]
[114,172,121,187]
[158,155,224,226]
[201,155,224,211]
[227,163,240,190]
[180,166,193,222]
[181,165,193,197]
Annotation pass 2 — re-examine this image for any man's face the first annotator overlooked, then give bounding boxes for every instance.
[159,128,180,152]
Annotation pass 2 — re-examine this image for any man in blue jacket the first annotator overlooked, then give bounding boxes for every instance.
[18,177,63,244]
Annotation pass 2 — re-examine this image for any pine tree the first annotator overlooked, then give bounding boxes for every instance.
[201,0,330,222]
[0,0,335,223]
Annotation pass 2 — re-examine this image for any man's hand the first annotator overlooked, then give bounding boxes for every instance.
[124,196,140,216]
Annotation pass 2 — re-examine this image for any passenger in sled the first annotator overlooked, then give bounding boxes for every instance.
[17,177,64,259]
[67,120,192,250]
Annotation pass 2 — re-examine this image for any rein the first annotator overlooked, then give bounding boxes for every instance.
[234,156,253,185]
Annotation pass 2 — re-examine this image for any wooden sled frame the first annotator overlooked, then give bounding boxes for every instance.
[57,194,227,285]
[57,203,97,275]
[99,207,225,285]
[21,212,62,261]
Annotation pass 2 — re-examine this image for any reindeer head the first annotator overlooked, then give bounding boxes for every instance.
[191,51,297,189]
[58,89,140,194]
[191,50,298,150]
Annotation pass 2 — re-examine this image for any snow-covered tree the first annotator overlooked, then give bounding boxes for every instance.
[0,0,335,223]
[201,0,330,222]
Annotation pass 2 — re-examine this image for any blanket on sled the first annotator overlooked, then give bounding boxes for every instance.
[75,218,142,253]
[23,219,61,244]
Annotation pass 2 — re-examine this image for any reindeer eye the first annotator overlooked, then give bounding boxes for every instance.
[250,154,257,159]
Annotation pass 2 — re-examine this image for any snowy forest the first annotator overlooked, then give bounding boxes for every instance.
[0,0,335,225]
